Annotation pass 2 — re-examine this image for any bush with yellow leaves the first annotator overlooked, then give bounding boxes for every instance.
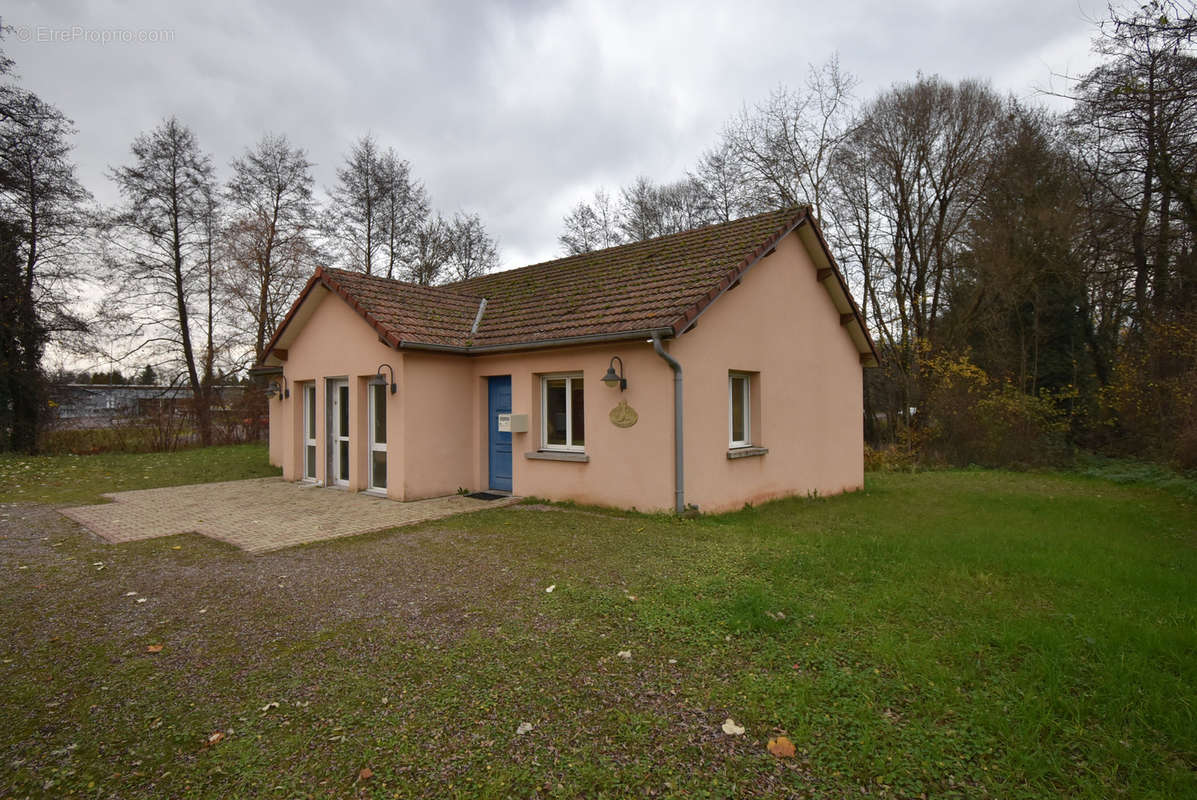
[919,352,1071,468]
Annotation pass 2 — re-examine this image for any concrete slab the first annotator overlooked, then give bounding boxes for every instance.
[60,477,518,553]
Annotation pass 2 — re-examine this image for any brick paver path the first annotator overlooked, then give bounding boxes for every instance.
[60,478,518,553]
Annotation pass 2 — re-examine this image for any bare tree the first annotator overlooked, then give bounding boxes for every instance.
[102,117,218,445]
[690,139,761,223]
[618,176,665,241]
[408,214,454,285]
[657,177,715,233]
[559,188,622,254]
[377,148,429,280]
[327,134,386,274]
[559,200,603,254]
[849,77,1004,349]
[447,211,498,281]
[224,133,318,363]
[828,77,1005,435]
[722,55,857,222]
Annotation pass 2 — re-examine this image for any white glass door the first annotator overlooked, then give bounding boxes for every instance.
[368,382,387,491]
[328,378,350,487]
[302,383,317,481]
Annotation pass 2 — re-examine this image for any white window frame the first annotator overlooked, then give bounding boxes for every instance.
[540,373,585,452]
[302,382,317,482]
[367,381,387,493]
[729,372,751,448]
[328,378,350,487]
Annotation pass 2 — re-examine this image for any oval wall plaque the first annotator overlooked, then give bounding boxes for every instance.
[609,399,639,428]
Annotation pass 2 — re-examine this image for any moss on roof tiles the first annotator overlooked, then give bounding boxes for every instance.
[317,207,804,350]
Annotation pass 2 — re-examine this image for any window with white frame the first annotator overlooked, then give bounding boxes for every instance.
[541,374,585,451]
[302,383,317,481]
[368,381,387,491]
[729,372,751,448]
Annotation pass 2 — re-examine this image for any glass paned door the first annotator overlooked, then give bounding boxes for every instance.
[329,378,350,486]
[368,383,387,491]
[302,383,317,480]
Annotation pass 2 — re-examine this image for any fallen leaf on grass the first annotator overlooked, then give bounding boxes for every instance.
[124,591,138,597]
[545,584,555,593]
[617,650,632,660]
[146,644,163,653]
[207,731,225,745]
[171,545,182,550]
[260,701,279,712]
[358,767,373,781]
[135,598,147,604]
[515,722,533,735]
[767,736,796,758]
[721,718,745,736]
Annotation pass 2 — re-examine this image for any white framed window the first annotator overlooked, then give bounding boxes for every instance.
[328,378,350,487]
[541,373,585,451]
[368,381,387,492]
[729,372,751,448]
[302,383,317,481]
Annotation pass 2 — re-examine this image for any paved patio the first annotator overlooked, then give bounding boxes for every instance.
[59,477,519,553]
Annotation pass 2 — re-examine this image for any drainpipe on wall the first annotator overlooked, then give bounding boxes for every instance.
[651,333,684,514]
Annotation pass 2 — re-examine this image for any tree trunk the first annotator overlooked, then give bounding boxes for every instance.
[172,201,211,448]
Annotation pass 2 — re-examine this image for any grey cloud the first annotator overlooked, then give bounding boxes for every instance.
[7,0,1110,268]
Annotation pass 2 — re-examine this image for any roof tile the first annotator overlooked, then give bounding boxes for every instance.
[264,206,875,360]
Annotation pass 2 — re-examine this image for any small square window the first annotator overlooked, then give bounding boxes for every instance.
[542,374,584,451]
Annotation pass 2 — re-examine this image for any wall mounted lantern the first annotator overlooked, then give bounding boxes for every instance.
[376,363,397,394]
[267,375,290,400]
[601,356,627,391]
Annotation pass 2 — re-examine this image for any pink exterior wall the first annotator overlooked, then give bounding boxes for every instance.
[267,393,284,467]
[463,345,675,510]
[672,231,864,511]
[272,286,405,497]
[399,353,474,500]
[268,229,864,511]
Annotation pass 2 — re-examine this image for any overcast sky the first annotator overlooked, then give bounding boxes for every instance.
[6,0,1111,271]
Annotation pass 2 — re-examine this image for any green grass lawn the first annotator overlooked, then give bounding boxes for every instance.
[0,450,1193,798]
[0,444,280,505]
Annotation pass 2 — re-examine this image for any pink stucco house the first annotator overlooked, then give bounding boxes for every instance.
[256,207,878,513]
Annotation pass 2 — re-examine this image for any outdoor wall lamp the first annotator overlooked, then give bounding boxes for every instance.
[601,356,627,391]
[267,375,289,400]
[376,363,397,394]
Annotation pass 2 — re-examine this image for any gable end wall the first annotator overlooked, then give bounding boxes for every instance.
[672,230,864,512]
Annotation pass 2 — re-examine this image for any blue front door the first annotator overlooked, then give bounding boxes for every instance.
[487,376,512,492]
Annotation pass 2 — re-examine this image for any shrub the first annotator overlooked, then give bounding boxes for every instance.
[1097,315,1197,469]
[864,427,923,472]
[920,352,1070,468]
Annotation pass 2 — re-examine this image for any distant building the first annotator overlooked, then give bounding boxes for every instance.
[48,384,247,427]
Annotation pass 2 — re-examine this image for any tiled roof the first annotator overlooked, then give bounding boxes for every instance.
[264,206,877,360]
[318,269,482,348]
[452,207,804,347]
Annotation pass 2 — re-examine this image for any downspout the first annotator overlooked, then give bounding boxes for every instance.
[652,333,684,514]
